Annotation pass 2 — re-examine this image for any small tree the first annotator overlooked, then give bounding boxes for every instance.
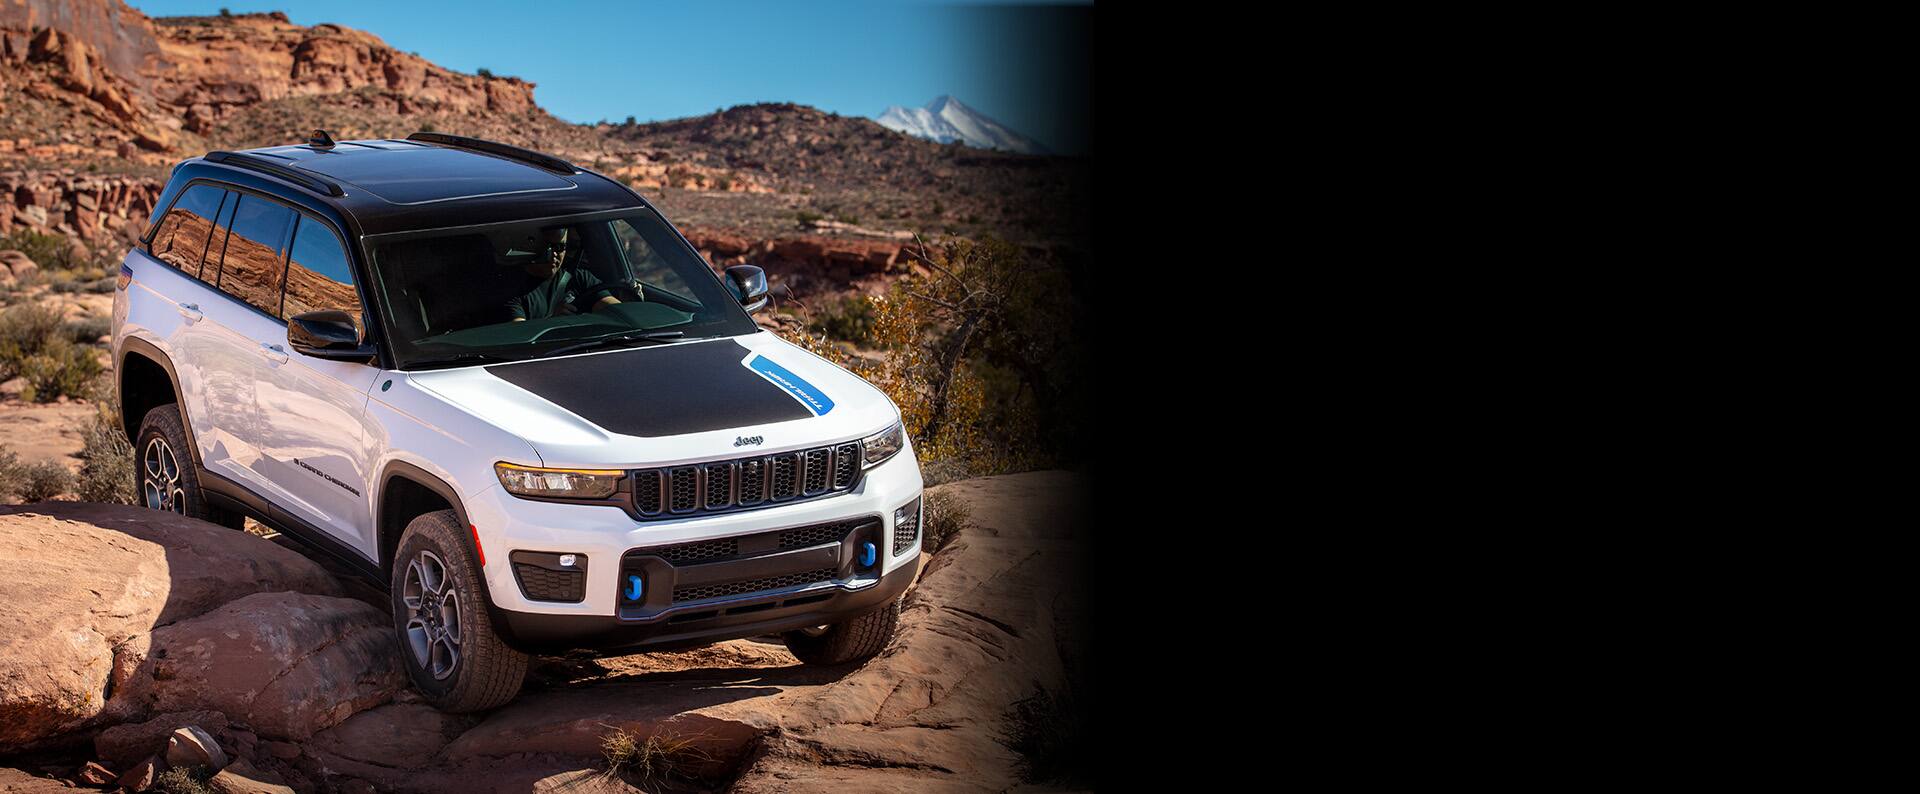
[783,235,1081,479]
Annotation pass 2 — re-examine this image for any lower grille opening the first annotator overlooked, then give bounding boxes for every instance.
[673,568,837,603]
[512,563,585,603]
[726,602,777,616]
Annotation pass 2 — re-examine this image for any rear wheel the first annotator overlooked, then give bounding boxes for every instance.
[390,509,527,711]
[783,597,901,666]
[134,404,243,529]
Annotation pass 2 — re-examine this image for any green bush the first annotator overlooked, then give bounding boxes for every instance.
[0,450,74,503]
[77,382,136,505]
[922,489,970,553]
[0,228,71,271]
[18,338,103,403]
[0,303,66,382]
[64,316,111,344]
[153,765,214,794]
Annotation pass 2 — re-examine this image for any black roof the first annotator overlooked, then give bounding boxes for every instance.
[191,136,643,236]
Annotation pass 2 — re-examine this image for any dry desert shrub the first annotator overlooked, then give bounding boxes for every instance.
[599,725,716,787]
[0,450,75,503]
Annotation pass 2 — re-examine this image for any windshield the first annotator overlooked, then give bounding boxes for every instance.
[364,208,759,369]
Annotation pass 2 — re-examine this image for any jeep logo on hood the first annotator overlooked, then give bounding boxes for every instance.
[735,435,764,447]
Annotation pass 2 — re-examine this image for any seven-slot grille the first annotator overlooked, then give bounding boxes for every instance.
[632,442,861,519]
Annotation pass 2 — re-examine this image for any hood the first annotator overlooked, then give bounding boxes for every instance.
[405,333,898,469]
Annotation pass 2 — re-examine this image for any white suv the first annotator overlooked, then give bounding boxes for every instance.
[111,132,923,710]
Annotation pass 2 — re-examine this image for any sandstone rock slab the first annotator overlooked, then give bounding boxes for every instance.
[0,504,342,752]
[106,591,403,741]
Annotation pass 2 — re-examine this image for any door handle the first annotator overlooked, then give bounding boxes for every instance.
[260,342,290,364]
[177,302,202,323]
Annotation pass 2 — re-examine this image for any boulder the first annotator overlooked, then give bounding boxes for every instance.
[165,726,228,770]
[0,504,342,753]
[0,250,33,280]
[116,755,163,792]
[207,758,295,794]
[108,592,404,741]
[307,703,474,769]
[76,762,116,786]
[95,710,230,770]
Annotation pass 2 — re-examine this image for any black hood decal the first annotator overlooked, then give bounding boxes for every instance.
[485,339,815,438]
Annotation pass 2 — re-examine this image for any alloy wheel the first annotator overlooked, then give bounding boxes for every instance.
[402,550,464,680]
[141,437,186,514]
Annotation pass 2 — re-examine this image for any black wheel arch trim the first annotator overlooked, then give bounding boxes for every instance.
[374,461,518,643]
[116,337,200,463]
[375,461,474,571]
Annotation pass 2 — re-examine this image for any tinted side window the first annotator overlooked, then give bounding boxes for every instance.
[214,195,295,316]
[282,216,361,327]
[151,185,227,276]
[610,218,698,302]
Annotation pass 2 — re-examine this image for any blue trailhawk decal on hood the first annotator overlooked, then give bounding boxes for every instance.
[745,354,834,416]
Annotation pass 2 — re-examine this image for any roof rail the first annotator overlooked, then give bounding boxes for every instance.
[203,151,345,197]
[405,132,577,175]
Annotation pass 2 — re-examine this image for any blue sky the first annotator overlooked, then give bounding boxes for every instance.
[127,1,1092,154]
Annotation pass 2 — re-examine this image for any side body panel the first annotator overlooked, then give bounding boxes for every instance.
[256,339,382,552]
[118,249,218,449]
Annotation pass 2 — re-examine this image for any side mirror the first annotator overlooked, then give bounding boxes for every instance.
[725,265,770,314]
[288,310,375,362]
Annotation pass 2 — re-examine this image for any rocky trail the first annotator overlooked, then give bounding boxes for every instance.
[0,471,1087,792]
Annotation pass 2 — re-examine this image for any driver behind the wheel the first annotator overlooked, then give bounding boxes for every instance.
[505,227,621,321]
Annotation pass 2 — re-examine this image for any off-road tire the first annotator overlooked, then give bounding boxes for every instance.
[134,404,243,529]
[783,597,901,666]
[390,509,527,712]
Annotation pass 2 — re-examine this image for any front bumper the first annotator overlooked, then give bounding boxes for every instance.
[465,446,923,637]
[495,553,917,653]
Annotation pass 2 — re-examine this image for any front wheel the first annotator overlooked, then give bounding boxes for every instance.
[783,598,901,666]
[390,509,527,712]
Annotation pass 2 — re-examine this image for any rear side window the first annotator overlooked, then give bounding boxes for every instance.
[150,184,227,276]
[282,216,361,326]
[214,195,295,316]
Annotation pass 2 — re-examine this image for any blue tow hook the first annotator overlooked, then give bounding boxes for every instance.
[624,575,645,601]
[859,542,877,567]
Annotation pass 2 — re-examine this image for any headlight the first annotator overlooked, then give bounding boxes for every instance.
[495,463,622,499]
[861,422,905,468]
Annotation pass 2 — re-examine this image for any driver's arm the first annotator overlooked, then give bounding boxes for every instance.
[576,270,620,311]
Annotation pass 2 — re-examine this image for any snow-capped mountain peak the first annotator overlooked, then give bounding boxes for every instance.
[876,96,1047,155]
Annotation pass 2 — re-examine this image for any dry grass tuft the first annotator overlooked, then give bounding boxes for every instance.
[599,725,716,787]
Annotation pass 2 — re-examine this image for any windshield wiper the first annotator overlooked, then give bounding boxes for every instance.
[402,352,519,370]
[542,330,686,359]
